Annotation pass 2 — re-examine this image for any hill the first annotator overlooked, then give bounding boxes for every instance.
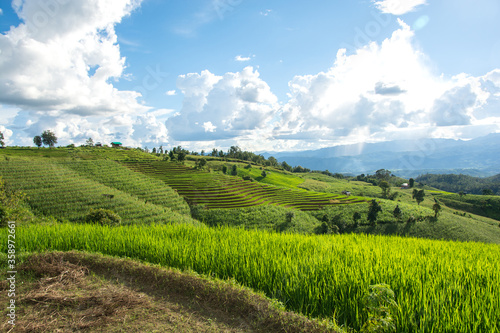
[0,251,336,333]
[262,133,500,177]
[416,173,500,195]
[1,146,500,332]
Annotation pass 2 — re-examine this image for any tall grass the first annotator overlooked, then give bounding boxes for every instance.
[4,223,499,332]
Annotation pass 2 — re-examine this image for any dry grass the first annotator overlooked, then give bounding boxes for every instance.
[1,252,340,333]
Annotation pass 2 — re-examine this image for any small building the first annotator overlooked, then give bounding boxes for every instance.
[111,142,122,148]
[95,142,102,147]
[342,190,351,196]
[401,183,410,189]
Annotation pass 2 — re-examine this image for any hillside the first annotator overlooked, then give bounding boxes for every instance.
[262,133,500,177]
[0,251,336,333]
[1,146,500,332]
[416,173,500,195]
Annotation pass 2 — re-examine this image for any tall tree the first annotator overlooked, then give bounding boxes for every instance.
[0,131,4,147]
[409,178,415,188]
[33,135,42,148]
[367,200,382,226]
[86,138,94,146]
[412,189,425,205]
[378,181,391,198]
[41,130,58,148]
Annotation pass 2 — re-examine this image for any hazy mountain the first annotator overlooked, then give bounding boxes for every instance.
[262,133,500,177]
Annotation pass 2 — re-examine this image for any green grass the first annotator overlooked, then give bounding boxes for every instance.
[191,205,322,233]
[433,192,500,221]
[123,161,366,211]
[59,160,190,215]
[0,146,159,161]
[4,223,499,332]
[0,160,196,225]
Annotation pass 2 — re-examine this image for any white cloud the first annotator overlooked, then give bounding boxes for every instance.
[373,0,427,15]
[235,55,251,62]
[203,121,217,132]
[271,19,500,149]
[0,8,3,15]
[166,66,278,142]
[260,9,272,16]
[0,0,147,116]
[165,90,177,96]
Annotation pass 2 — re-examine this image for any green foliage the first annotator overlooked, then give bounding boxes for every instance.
[6,223,500,332]
[231,164,238,176]
[416,173,500,195]
[85,208,121,226]
[409,178,415,188]
[368,200,382,225]
[0,131,4,147]
[361,284,398,333]
[33,135,42,148]
[261,170,267,178]
[433,192,500,221]
[392,205,402,221]
[41,130,58,147]
[413,189,425,205]
[222,165,228,174]
[379,181,391,198]
[0,176,34,226]
[432,202,441,218]
[191,205,320,234]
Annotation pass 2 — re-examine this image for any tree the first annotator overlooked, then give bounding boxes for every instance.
[379,181,391,198]
[231,164,238,176]
[41,130,58,148]
[375,169,391,182]
[198,158,207,169]
[409,178,415,188]
[459,191,465,198]
[169,150,176,161]
[33,135,42,148]
[367,200,382,226]
[413,189,425,205]
[261,170,267,178]
[393,205,402,221]
[432,202,441,218]
[86,137,94,147]
[482,189,494,196]
[85,208,121,226]
[177,152,186,163]
[222,165,228,174]
[353,212,362,227]
[0,131,4,147]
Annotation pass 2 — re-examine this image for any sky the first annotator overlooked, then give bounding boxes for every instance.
[1,0,500,152]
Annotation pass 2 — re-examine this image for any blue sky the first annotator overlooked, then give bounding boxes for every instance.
[1,0,499,152]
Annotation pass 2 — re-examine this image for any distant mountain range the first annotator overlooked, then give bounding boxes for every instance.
[262,133,500,178]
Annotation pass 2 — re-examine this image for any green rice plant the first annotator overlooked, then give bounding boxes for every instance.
[3,223,499,332]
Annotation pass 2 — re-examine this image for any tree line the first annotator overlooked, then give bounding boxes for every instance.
[416,173,500,195]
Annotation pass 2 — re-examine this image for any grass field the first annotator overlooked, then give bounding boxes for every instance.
[0,160,196,225]
[123,161,367,211]
[3,223,499,332]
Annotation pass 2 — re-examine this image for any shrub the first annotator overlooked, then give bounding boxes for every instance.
[361,284,398,333]
[85,208,121,226]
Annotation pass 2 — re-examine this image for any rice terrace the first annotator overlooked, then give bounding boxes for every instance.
[2,0,500,331]
[1,145,499,332]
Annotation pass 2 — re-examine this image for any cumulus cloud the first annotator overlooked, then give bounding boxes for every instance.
[0,0,147,116]
[235,55,252,62]
[269,19,500,150]
[373,0,427,15]
[165,90,177,96]
[0,0,174,148]
[166,66,278,142]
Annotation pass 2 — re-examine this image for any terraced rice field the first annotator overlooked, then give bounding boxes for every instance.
[0,160,195,225]
[123,161,366,210]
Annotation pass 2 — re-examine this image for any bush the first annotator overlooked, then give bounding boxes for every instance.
[85,208,121,226]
